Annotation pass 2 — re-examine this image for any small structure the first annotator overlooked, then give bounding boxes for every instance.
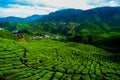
[31,36,43,40]
[44,34,50,38]
[17,31,23,38]
[12,30,23,38]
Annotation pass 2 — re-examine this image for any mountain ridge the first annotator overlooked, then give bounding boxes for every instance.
[0,14,45,22]
[1,6,120,24]
[37,7,120,25]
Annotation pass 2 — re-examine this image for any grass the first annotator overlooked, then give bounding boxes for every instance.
[0,38,120,80]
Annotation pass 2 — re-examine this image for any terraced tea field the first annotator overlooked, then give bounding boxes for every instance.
[0,38,120,80]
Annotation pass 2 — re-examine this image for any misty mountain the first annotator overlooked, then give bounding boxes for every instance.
[38,7,120,29]
[38,9,83,22]
[25,14,45,22]
[0,15,44,22]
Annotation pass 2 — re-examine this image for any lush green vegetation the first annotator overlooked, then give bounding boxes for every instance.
[0,30,18,40]
[0,38,120,80]
[0,22,120,52]
[0,6,120,80]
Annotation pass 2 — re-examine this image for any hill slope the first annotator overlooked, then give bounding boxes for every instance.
[38,9,83,22]
[0,15,44,23]
[38,7,120,29]
[40,7,120,23]
[0,30,18,40]
[0,7,120,53]
[0,38,120,80]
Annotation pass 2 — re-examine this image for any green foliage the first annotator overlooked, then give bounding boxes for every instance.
[38,7,120,28]
[0,19,120,53]
[0,30,18,40]
[16,23,30,30]
[38,9,83,22]
[0,38,120,80]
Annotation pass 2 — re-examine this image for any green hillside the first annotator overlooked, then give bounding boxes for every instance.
[0,30,18,40]
[0,38,120,80]
[0,7,120,53]
[0,7,120,80]
[38,7,120,27]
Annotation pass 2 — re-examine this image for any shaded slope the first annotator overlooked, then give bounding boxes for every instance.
[95,35,120,52]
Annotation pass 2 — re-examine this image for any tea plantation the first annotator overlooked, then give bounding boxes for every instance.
[0,38,120,80]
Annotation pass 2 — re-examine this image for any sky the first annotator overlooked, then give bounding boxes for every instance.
[0,0,120,18]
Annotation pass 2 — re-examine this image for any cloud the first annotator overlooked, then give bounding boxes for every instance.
[0,4,58,18]
[15,0,94,9]
[0,0,119,17]
[0,0,94,17]
[87,0,120,6]
[0,0,120,8]
[0,0,94,9]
